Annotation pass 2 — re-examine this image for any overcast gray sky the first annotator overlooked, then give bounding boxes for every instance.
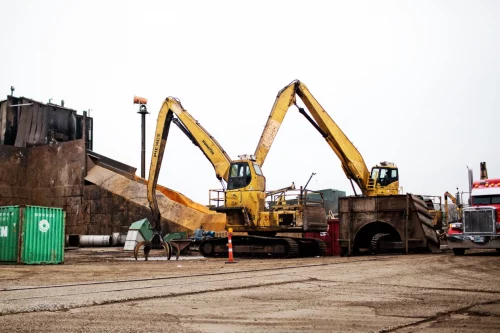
[1,0,498,205]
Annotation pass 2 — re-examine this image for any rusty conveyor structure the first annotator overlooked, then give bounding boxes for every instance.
[85,156,226,234]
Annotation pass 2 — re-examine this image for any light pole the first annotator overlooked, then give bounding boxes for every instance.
[134,95,149,178]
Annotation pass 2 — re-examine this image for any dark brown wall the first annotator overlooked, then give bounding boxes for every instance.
[0,145,29,205]
[82,185,154,235]
[28,140,86,234]
[29,141,85,202]
[0,140,86,233]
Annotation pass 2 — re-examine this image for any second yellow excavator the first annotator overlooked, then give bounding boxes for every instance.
[250,80,440,255]
[146,97,328,258]
[254,80,400,197]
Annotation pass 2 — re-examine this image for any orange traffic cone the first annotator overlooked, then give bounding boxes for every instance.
[225,228,237,264]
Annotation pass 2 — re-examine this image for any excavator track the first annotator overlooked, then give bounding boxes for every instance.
[370,233,391,254]
[199,235,300,258]
[280,237,327,257]
[311,238,327,256]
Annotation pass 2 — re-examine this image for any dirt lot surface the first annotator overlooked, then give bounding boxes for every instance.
[1,248,500,332]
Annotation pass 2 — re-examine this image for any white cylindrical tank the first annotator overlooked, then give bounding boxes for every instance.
[79,235,112,247]
[111,233,128,246]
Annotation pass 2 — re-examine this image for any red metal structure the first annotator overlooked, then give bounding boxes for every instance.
[304,219,340,256]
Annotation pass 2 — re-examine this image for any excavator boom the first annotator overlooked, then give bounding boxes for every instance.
[295,82,372,194]
[254,83,296,167]
[148,97,232,229]
[255,80,372,195]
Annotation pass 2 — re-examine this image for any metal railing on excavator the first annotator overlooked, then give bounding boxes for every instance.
[209,187,325,211]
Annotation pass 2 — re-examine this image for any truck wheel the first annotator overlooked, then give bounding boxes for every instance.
[453,248,466,256]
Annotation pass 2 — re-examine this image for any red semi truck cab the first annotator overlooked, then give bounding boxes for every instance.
[447,178,500,255]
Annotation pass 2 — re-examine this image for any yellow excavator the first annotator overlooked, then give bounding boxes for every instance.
[254,79,400,197]
[145,97,328,258]
[444,190,463,225]
[251,80,440,255]
[136,97,232,259]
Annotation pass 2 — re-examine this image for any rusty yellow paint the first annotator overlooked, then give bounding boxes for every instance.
[134,175,217,215]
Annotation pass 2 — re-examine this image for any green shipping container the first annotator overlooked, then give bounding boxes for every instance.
[0,206,20,263]
[20,206,65,264]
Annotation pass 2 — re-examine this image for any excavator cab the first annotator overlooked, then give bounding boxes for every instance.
[367,162,399,195]
[227,155,266,191]
[227,162,261,190]
[370,166,398,187]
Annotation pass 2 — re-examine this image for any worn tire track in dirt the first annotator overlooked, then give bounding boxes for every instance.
[374,298,500,333]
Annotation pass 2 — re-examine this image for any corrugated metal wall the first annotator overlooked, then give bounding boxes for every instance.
[0,96,92,149]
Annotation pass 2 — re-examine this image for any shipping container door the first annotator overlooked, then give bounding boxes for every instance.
[20,206,65,264]
[0,206,20,262]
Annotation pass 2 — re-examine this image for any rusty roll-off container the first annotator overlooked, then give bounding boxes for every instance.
[338,194,440,255]
[0,206,65,264]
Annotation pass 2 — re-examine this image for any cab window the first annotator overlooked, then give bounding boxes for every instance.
[472,195,500,205]
[253,163,263,176]
[372,167,398,186]
[228,162,252,190]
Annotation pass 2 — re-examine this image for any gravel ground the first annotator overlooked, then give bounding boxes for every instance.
[0,248,499,332]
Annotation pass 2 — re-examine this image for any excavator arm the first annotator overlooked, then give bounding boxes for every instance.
[254,80,371,195]
[147,97,232,230]
[254,83,296,167]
